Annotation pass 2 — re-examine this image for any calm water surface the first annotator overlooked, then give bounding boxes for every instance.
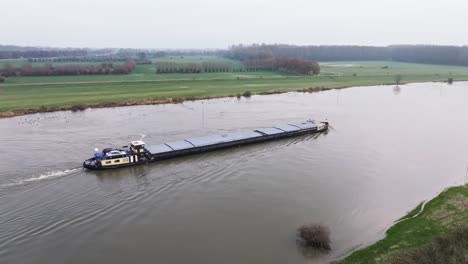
[1,82,468,264]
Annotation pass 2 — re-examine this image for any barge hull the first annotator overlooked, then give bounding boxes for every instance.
[83,121,328,170]
[148,126,325,162]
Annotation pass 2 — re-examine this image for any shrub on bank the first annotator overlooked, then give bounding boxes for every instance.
[389,227,468,264]
[0,76,4,83]
[70,104,86,112]
[242,91,252,98]
[297,224,331,251]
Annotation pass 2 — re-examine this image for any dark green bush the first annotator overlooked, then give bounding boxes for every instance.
[242,91,252,98]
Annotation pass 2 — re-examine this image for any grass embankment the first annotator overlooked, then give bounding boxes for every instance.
[1,58,468,117]
[1,74,465,118]
[338,185,468,264]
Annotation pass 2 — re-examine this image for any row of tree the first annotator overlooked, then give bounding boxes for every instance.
[155,61,234,73]
[154,56,320,75]
[227,44,468,66]
[0,60,136,77]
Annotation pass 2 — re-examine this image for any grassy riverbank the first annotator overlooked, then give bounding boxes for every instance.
[338,185,468,264]
[1,59,468,117]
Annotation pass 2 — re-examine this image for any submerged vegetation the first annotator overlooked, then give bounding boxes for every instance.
[338,185,468,264]
[297,224,331,251]
[242,91,252,98]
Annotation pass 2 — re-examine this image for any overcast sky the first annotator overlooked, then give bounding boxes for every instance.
[2,0,467,49]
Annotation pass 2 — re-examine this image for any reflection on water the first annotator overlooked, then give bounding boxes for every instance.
[1,82,468,264]
[298,248,330,264]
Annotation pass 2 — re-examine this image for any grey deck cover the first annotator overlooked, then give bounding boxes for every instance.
[255,127,285,135]
[288,122,317,129]
[146,144,173,154]
[274,124,301,132]
[165,140,194,151]
[185,131,262,147]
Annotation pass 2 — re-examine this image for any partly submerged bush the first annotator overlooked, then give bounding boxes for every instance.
[171,97,184,104]
[242,91,252,98]
[70,104,86,112]
[297,224,331,251]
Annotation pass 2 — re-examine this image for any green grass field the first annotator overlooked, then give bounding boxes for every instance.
[338,185,468,264]
[1,74,466,112]
[321,61,468,76]
[1,56,468,114]
[1,58,467,85]
[0,55,288,84]
[1,70,291,84]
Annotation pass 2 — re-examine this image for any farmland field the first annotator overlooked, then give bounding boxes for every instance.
[1,57,467,85]
[1,56,468,115]
[320,61,468,76]
[0,56,289,84]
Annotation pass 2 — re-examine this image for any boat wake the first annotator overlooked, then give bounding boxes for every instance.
[0,168,81,189]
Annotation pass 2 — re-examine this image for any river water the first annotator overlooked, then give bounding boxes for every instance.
[1,82,467,264]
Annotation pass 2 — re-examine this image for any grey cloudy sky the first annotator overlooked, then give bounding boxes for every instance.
[2,0,467,49]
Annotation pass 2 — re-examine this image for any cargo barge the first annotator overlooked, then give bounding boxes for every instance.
[83,119,329,170]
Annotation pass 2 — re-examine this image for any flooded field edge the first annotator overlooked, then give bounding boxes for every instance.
[0,80,455,119]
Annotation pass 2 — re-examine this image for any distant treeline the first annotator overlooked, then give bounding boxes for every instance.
[390,45,468,66]
[26,55,152,65]
[227,44,468,66]
[0,60,136,77]
[4,44,468,68]
[27,56,130,63]
[0,49,88,60]
[117,49,223,58]
[228,44,386,62]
